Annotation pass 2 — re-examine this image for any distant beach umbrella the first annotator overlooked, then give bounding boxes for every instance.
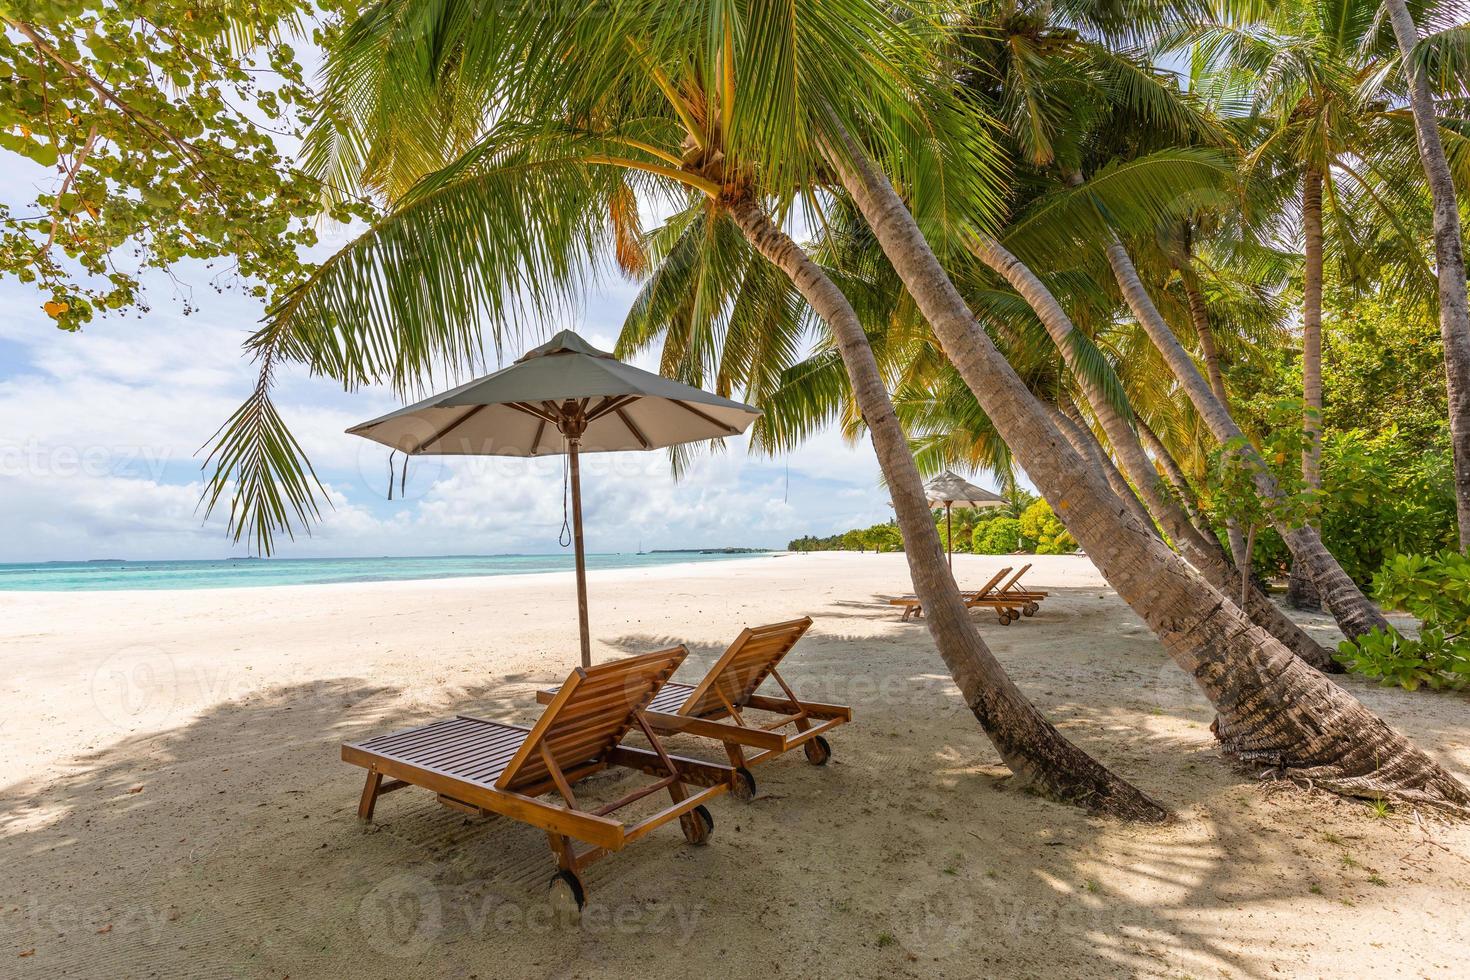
[349,330,760,666]
[923,471,1007,569]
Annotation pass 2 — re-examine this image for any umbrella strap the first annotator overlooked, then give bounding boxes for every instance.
[386,451,409,501]
[559,451,572,548]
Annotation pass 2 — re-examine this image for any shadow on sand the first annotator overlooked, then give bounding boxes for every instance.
[2,589,1463,978]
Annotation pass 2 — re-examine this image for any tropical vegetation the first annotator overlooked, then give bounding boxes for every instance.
[1336,551,1470,690]
[789,496,1077,555]
[8,0,1470,816]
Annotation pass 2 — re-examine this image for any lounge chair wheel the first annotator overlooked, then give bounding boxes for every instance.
[732,766,757,802]
[804,735,832,766]
[680,804,714,845]
[548,869,586,922]
[997,609,1011,625]
[1023,602,1038,616]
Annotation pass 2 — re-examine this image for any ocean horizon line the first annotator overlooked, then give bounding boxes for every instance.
[0,549,775,592]
[2,546,770,567]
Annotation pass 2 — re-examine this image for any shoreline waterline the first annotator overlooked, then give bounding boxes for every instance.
[0,550,774,593]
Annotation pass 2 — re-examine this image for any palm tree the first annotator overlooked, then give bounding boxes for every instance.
[627,71,1452,798]
[1158,214,1288,574]
[1181,0,1455,603]
[212,0,1167,819]
[928,2,1340,661]
[813,34,1468,806]
[666,183,1336,668]
[211,0,1469,810]
[1382,2,1470,550]
[963,232,1337,669]
[858,202,1340,667]
[958,2,1392,639]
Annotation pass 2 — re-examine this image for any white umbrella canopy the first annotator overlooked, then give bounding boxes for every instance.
[349,330,761,666]
[349,331,759,456]
[924,471,1008,510]
[922,471,1008,568]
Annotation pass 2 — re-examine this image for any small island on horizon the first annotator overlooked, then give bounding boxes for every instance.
[649,547,769,555]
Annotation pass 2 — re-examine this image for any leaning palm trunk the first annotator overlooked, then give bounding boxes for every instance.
[1301,168,1326,496]
[1136,418,1214,541]
[968,234,1337,672]
[1384,1,1470,550]
[1180,263,1249,567]
[1288,169,1326,610]
[1049,401,1157,533]
[1097,228,1388,638]
[724,195,1167,821]
[829,141,1465,807]
[1183,277,1228,407]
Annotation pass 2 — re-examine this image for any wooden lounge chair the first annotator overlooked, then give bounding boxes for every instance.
[887,567,1025,624]
[537,618,850,802]
[342,647,735,916]
[995,563,1047,617]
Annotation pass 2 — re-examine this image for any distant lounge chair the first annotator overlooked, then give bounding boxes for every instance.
[995,563,1047,617]
[888,567,1025,624]
[538,618,849,801]
[342,647,734,916]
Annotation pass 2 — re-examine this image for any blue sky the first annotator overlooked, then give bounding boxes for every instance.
[0,17,1054,565]
[0,159,914,563]
[0,262,915,561]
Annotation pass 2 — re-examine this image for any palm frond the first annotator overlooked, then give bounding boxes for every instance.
[1002,148,1234,263]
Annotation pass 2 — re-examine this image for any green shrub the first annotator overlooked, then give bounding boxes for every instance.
[1317,431,1456,582]
[1335,626,1470,691]
[973,517,1022,554]
[1214,427,1456,586]
[1019,499,1075,555]
[1334,551,1470,690]
[865,523,904,553]
[1216,298,1457,586]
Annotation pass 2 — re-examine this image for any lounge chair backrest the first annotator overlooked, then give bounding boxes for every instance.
[679,617,814,718]
[999,564,1031,591]
[969,567,1011,598]
[497,646,687,792]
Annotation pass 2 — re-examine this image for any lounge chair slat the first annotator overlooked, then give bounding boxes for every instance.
[358,716,480,750]
[356,717,513,756]
[549,688,665,727]
[348,719,520,787]
[415,735,526,770]
[528,620,849,792]
[407,719,524,748]
[534,679,697,716]
[365,730,522,774]
[388,721,526,760]
[497,648,686,792]
[343,644,735,906]
[362,721,495,754]
[678,618,814,719]
[459,753,534,781]
[649,683,695,713]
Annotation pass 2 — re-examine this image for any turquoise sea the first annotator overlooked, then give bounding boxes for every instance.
[0,551,765,592]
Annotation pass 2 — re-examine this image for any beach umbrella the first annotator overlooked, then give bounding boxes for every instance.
[923,471,1007,569]
[348,330,760,667]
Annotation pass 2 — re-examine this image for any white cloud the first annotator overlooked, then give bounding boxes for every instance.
[0,267,895,562]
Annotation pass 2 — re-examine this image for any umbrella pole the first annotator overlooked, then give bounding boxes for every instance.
[568,436,592,668]
[945,501,953,571]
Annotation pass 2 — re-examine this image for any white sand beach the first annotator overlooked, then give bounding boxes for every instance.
[3,552,1468,978]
